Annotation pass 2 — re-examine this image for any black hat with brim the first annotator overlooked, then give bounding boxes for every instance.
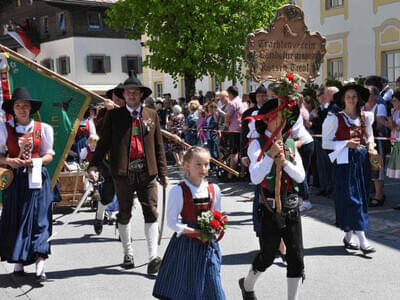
[249,84,267,104]
[333,84,370,108]
[121,75,152,100]
[106,83,124,100]
[2,87,42,115]
[255,98,300,136]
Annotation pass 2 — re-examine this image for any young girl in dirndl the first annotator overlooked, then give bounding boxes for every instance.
[386,90,400,210]
[153,146,226,300]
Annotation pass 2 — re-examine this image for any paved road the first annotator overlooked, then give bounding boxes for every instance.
[1,166,399,299]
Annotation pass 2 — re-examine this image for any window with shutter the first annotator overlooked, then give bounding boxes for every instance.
[57,12,66,34]
[40,58,54,71]
[57,56,70,75]
[87,12,102,31]
[87,55,109,73]
[123,56,143,74]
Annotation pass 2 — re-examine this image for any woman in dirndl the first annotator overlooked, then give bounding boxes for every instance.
[0,88,55,281]
[322,84,377,255]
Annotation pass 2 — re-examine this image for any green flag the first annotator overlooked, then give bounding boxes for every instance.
[5,55,91,187]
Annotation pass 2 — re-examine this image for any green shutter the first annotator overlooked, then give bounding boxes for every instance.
[138,56,143,74]
[66,56,71,74]
[104,56,111,73]
[87,55,93,72]
[56,58,61,74]
[121,56,128,73]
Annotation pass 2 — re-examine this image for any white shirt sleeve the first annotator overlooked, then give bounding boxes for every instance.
[283,147,305,183]
[248,139,274,184]
[80,147,88,160]
[322,113,347,151]
[40,123,55,156]
[89,119,96,136]
[0,122,7,154]
[166,185,187,234]
[211,184,222,211]
[383,89,394,102]
[364,111,375,144]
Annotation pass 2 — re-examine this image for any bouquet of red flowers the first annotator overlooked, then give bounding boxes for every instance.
[197,210,228,242]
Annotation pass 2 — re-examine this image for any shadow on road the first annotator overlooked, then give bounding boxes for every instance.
[222,250,258,265]
[46,263,156,280]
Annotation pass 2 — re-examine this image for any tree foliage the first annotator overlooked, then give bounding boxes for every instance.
[106,0,288,97]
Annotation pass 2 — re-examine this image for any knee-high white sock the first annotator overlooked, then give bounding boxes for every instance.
[355,231,369,249]
[144,222,158,261]
[96,202,106,220]
[344,231,353,243]
[118,223,133,256]
[14,263,23,272]
[35,257,45,276]
[244,265,262,292]
[287,277,302,300]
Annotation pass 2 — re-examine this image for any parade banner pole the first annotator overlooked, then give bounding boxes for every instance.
[0,44,109,103]
[245,4,326,213]
[161,129,240,177]
[0,43,240,177]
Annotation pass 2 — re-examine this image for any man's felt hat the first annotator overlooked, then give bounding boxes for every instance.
[106,83,124,100]
[2,87,42,115]
[121,75,152,100]
[249,85,267,104]
[333,84,370,108]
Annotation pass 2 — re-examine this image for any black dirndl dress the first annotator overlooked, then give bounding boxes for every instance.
[0,166,53,265]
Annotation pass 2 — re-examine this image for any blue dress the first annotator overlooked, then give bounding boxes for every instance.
[333,147,370,231]
[0,166,53,265]
[153,232,225,300]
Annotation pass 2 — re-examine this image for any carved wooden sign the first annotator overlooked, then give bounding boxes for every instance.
[246,4,326,83]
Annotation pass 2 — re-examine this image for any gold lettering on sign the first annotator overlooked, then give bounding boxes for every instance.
[246,4,326,82]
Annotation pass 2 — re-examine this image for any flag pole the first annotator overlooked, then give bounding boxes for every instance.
[0,44,108,103]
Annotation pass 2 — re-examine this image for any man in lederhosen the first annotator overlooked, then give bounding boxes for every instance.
[88,75,168,275]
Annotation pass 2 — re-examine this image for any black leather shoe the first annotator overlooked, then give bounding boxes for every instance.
[239,277,257,300]
[147,257,162,274]
[122,254,135,269]
[343,238,359,250]
[35,273,48,282]
[93,219,103,235]
[360,246,376,255]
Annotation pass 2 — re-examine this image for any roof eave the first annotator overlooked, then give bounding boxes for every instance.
[41,0,114,7]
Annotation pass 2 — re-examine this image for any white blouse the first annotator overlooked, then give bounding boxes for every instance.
[247,130,305,185]
[167,179,222,234]
[0,119,55,156]
[290,115,313,145]
[322,111,374,164]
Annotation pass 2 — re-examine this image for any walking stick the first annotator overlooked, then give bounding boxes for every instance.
[158,183,166,245]
[274,106,283,214]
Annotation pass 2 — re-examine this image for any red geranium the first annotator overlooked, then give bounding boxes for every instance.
[213,210,223,220]
[286,73,295,83]
[210,219,222,230]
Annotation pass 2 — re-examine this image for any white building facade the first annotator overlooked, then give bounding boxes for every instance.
[297,0,400,84]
